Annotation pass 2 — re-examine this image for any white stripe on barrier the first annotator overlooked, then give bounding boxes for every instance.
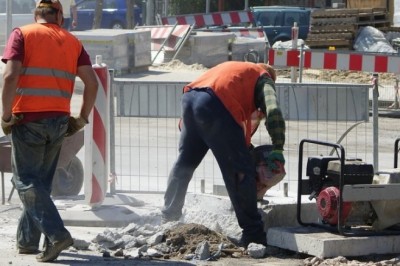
[203,14,215,26]
[389,57,400,73]
[311,51,323,70]
[337,53,350,71]
[362,55,375,73]
[220,13,232,24]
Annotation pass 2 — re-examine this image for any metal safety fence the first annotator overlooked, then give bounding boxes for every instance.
[108,75,397,196]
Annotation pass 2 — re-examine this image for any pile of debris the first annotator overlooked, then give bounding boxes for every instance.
[73,222,268,262]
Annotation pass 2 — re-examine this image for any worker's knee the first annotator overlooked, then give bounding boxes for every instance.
[237,172,245,182]
[20,188,37,204]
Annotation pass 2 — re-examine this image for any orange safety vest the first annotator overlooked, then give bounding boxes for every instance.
[13,23,82,114]
[184,61,268,146]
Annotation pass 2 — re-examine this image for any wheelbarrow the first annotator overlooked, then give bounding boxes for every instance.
[0,130,84,204]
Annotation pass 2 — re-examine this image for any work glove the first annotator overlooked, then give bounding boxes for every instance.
[266,150,285,171]
[1,114,23,135]
[65,116,88,137]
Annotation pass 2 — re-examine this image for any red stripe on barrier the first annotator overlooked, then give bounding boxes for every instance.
[303,51,312,68]
[323,53,337,69]
[268,49,275,65]
[230,12,240,24]
[177,16,187,25]
[349,54,362,71]
[212,13,223,25]
[93,108,106,161]
[194,14,205,27]
[375,56,388,73]
[287,50,299,67]
[168,36,179,50]
[248,12,255,22]
[90,174,103,203]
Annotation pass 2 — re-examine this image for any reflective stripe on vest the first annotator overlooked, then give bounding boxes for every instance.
[22,67,76,81]
[16,67,74,99]
[16,87,71,99]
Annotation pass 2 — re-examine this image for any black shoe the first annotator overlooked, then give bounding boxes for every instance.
[18,247,39,254]
[161,215,180,224]
[36,237,73,262]
[241,233,267,248]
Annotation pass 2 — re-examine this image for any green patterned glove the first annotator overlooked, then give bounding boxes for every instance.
[267,150,285,170]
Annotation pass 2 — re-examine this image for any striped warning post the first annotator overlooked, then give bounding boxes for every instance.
[268,49,400,74]
[85,55,110,208]
[135,25,191,51]
[161,10,254,28]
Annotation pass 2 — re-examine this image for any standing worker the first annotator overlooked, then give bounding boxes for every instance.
[60,0,78,30]
[162,61,286,248]
[1,0,98,262]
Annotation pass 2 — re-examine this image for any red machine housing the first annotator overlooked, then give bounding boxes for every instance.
[317,186,352,225]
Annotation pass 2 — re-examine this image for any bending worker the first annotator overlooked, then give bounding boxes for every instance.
[162,61,286,248]
[1,0,98,262]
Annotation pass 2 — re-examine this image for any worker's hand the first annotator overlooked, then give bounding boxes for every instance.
[65,116,88,137]
[1,114,23,135]
[267,150,285,170]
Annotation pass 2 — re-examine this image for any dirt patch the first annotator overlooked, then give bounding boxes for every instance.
[154,60,208,72]
[277,68,398,85]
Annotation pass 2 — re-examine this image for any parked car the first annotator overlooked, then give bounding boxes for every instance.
[250,6,312,45]
[0,0,35,45]
[74,0,143,31]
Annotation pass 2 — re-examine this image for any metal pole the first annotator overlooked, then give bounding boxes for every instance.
[394,77,399,109]
[164,0,169,16]
[290,22,299,83]
[244,0,249,10]
[299,43,304,83]
[146,0,155,25]
[264,36,269,64]
[108,69,116,194]
[206,0,210,13]
[372,73,379,172]
[5,0,12,45]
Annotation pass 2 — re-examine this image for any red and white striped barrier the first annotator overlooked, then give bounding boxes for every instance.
[196,27,265,39]
[268,49,400,74]
[161,10,254,28]
[85,55,110,208]
[136,25,191,51]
